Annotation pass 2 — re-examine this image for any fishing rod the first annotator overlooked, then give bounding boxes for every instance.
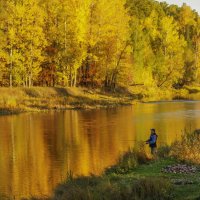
[121,139,168,145]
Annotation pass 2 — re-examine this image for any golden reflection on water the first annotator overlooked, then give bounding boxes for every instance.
[1,101,200,199]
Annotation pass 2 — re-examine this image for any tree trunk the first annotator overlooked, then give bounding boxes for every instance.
[73,69,77,87]
[158,70,173,88]
[28,74,32,88]
[25,76,28,87]
[9,48,13,88]
[70,66,72,87]
[9,74,12,88]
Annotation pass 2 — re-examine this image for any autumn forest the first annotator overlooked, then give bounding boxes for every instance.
[0,0,200,90]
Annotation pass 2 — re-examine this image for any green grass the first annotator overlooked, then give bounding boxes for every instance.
[54,174,172,200]
[132,158,200,199]
[51,146,200,200]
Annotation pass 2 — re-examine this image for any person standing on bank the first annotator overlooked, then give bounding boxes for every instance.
[146,128,158,155]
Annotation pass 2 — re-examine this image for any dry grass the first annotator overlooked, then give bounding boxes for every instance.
[0,87,132,114]
[170,129,200,164]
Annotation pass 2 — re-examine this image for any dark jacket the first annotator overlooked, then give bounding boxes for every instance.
[147,134,158,148]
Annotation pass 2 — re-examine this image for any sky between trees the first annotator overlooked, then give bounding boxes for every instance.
[158,0,200,14]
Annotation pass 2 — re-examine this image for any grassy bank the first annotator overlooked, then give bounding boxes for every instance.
[51,130,200,200]
[128,85,200,101]
[0,87,133,114]
[1,85,200,114]
[52,158,200,200]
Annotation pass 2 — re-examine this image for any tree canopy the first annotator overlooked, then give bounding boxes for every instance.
[0,0,199,89]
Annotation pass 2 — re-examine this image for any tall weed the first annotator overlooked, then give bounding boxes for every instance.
[53,176,172,200]
[171,128,200,164]
[105,144,149,175]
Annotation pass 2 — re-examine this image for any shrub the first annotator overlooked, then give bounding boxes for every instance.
[54,176,121,200]
[170,129,200,164]
[53,176,172,200]
[23,88,40,98]
[131,178,172,200]
[105,146,149,175]
[3,97,17,108]
[157,145,171,159]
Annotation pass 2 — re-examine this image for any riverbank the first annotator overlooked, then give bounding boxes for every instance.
[52,158,200,200]
[0,87,134,115]
[50,130,200,200]
[1,85,200,115]
[2,154,200,200]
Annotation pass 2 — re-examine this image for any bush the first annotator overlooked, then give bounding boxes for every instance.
[3,97,17,108]
[157,145,171,159]
[131,178,172,200]
[23,88,40,97]
[105,146,149,175]
[54,176,121,200]
[53,176,172,200]
[170,129,200,164]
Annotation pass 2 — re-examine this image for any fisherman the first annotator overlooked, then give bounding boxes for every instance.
[146,128,158,155]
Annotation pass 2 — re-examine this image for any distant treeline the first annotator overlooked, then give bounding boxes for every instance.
[0,0,199,89]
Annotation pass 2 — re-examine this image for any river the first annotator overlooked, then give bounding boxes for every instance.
[1,101,200,199]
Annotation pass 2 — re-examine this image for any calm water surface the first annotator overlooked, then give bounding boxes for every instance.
[1,101,200,199]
